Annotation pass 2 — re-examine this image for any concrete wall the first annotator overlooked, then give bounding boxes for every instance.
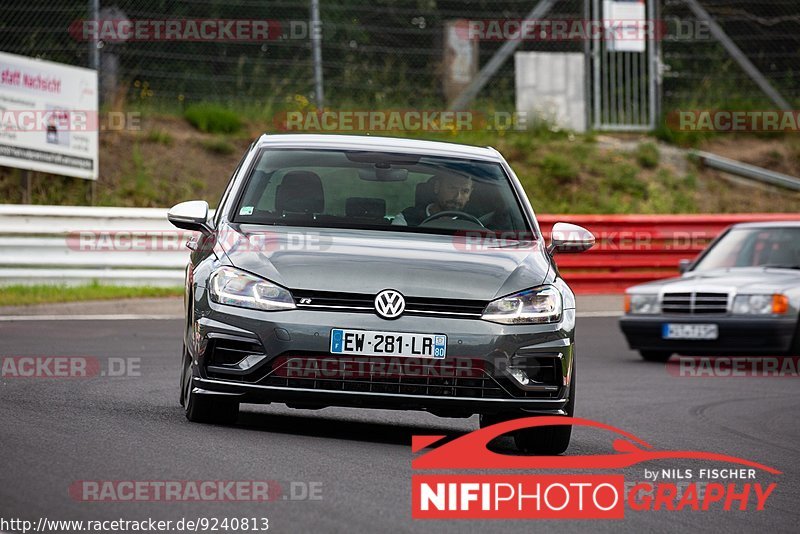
[515,52,586,132]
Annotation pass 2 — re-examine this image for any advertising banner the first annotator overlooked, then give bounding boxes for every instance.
[0,51,98,180]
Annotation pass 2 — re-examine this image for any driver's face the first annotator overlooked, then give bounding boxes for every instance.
[435,175,473,211]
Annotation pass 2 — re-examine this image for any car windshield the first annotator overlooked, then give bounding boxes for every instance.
[232,148,532,237]
[692,227,800,271]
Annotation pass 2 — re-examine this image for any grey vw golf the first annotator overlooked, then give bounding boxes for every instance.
[168,134,594,454]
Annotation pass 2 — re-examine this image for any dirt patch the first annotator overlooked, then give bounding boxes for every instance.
[700,136,800,178]
[97,116,251,207]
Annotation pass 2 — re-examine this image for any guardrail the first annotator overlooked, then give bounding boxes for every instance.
[0,204,190,286]
[1,205,799,293]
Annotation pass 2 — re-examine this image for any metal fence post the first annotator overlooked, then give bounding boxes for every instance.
[311,0,324,108]
[647,0,659,129]
[89,0,99,70]
[89,0,101,108]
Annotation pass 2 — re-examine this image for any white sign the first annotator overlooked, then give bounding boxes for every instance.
[0,51,98,180]
[447,23,475,84]
[604,0,647,53]
[443,20,478,103]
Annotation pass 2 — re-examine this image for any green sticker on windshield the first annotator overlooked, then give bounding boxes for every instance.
[239,206,254,216]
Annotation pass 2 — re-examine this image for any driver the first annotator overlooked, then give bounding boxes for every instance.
[392,173,473,226]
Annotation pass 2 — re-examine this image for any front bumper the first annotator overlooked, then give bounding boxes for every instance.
[188,287,575,416]
[619,315,797,355]
[191,377,570,415]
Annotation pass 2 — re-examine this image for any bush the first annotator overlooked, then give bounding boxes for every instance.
[540,153,579,182]
[653,121,711,148]
[635,142,660,168]
[184,103,243,134]
[200,138,236,155]
[145,129,173,145]
[608,164,648,197]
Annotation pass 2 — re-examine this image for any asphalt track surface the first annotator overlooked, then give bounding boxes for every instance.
[0,315,797,533]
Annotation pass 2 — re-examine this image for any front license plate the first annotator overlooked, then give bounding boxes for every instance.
[330,329,447,359]
[662,323,719,340]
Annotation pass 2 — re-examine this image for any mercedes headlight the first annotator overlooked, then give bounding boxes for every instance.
[732,294,788,315]
[626,294,660,314]
[481,285,562,324]
[209,266,296,311]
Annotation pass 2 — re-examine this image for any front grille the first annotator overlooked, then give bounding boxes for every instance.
[661,292,728,315]
[245,355,559,399]
[292,289,487,318]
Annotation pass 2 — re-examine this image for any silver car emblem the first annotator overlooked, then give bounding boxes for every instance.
[374,289,405,319]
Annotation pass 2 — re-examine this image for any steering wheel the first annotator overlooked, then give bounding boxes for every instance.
[421,210,485,227]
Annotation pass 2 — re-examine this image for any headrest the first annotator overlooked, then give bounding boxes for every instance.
[275,171,324,215]
[415,177,437,206]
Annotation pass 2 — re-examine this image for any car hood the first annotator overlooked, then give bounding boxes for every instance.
[632,267,800,293]
[215,223,550,300]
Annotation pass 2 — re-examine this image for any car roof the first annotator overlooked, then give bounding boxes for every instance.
[254,133,503,162]
[731,221,800,229]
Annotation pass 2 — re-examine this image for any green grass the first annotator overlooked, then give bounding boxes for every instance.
[200,137,236,155]
[480,132,700,214]
[184,103,243,134]
[654,121,714,148]
[540,153,580,182]
[0,282,183,307]
[144,129,174,145]
[635,142,660,169]
[119,144,158,204]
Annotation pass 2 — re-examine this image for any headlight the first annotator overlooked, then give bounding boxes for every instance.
[626,294,660,314]
[481,285,562,324]
[732,294,788,315]
[209,266,296,311]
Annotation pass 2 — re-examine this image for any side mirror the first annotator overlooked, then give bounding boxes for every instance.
[548,222,595,254]
[168,200,212,235]
[678,259,693,274]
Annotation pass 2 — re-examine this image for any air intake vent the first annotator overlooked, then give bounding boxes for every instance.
[208,338,265,366]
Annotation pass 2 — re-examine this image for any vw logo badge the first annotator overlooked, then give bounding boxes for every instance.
[374,289,405,319]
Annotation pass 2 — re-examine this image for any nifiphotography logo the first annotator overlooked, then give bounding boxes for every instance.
[411,417,780,519]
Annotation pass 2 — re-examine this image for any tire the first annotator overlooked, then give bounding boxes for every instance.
[788,320,800,356]
[180,294,193,406]
[479,360,576,455]
[639,350,673,362]
[179,343,189,407]
[513,362,575,455]
[182,346,239,425]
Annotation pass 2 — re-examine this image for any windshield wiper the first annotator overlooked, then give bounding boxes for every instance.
[761,264,800,270]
